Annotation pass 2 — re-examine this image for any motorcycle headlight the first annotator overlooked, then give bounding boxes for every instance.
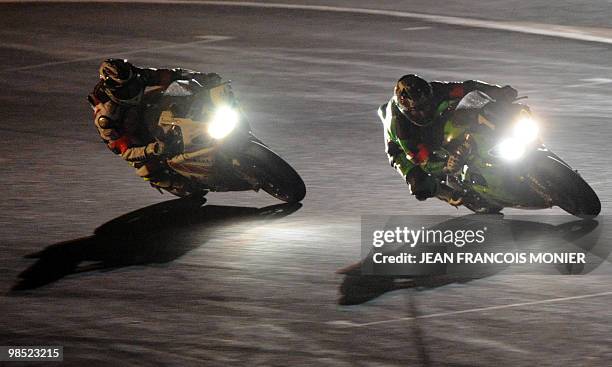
[496,138,525,161]
[208,106,238,139]
[513,117,539,142]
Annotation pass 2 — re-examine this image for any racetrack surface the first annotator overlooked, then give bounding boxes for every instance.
[1,2,611,365]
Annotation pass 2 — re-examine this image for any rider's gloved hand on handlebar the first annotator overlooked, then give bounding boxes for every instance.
[194,72,223,86]
[494,85,518,101]
[145,141,180,158]
[145,141,165,157]
[406,167,439,201]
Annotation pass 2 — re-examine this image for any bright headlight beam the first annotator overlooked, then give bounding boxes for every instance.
[208,106,238,139]
[497,138,525,161]
[513,117,539,142]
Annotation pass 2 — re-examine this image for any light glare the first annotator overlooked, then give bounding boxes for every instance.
[208,106,238,139]
[513,117,539,142]
[497,138,525,161]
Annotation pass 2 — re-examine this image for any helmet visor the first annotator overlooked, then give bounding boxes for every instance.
[397,92,432,125]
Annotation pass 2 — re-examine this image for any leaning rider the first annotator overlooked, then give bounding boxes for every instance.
[378,74,518,201]
[88,58,221,196]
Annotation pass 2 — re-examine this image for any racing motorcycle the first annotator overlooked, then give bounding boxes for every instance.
[143,77,306,203]
[415,91,600,217]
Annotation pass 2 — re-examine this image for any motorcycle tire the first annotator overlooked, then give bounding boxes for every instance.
[237,141,306,203]
[530,154,600,218]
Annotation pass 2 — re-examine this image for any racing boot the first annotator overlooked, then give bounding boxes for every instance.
[436,184,463,207]
[150,174,208,203]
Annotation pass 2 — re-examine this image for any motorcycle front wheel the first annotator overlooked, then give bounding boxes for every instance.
[236,141,306,203]
[529,153,600,218]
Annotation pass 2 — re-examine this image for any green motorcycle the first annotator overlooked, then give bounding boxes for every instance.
[427,91,600,217]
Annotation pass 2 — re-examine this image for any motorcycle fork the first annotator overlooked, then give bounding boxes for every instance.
[213,151,261,191]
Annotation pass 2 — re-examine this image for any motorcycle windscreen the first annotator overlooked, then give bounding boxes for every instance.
[456,90,495,111]
[164,81,194,97]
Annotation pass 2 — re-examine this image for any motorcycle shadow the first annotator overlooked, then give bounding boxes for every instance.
[338,214,607,305]
[12,199,301,291]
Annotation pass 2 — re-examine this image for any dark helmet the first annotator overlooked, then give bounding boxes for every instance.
[99,58,134,90]
[393,74,434,126]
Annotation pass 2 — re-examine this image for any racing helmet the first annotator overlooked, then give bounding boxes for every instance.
[99,58,134,91]
[393,74,434,126]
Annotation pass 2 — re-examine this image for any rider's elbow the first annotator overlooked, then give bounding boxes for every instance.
[377,103,388,121]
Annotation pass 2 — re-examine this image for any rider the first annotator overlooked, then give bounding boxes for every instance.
[378,74,518,201]
[88,58,221,196]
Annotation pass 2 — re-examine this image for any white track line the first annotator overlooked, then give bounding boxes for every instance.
[3,1,612,45]
[402,26,433,31]
[0,35,232,73]
[330,290,612,327]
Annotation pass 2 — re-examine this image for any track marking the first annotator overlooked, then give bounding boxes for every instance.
[0,35,232,73]
[402,26,433,31]
[3,1,612,45]
[329,290,612,327]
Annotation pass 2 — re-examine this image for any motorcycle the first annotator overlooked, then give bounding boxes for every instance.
[142,77,306,203]
[415,91,599,217]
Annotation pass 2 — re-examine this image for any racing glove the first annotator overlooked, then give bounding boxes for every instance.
[194,72,223,86]
[173,68,202,81]
[491,85,518,101]
[174,70,222,86]
[144,141,180,158]
[406,167,438,201]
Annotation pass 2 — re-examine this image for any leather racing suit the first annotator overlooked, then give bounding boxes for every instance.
[378,80,517,200]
